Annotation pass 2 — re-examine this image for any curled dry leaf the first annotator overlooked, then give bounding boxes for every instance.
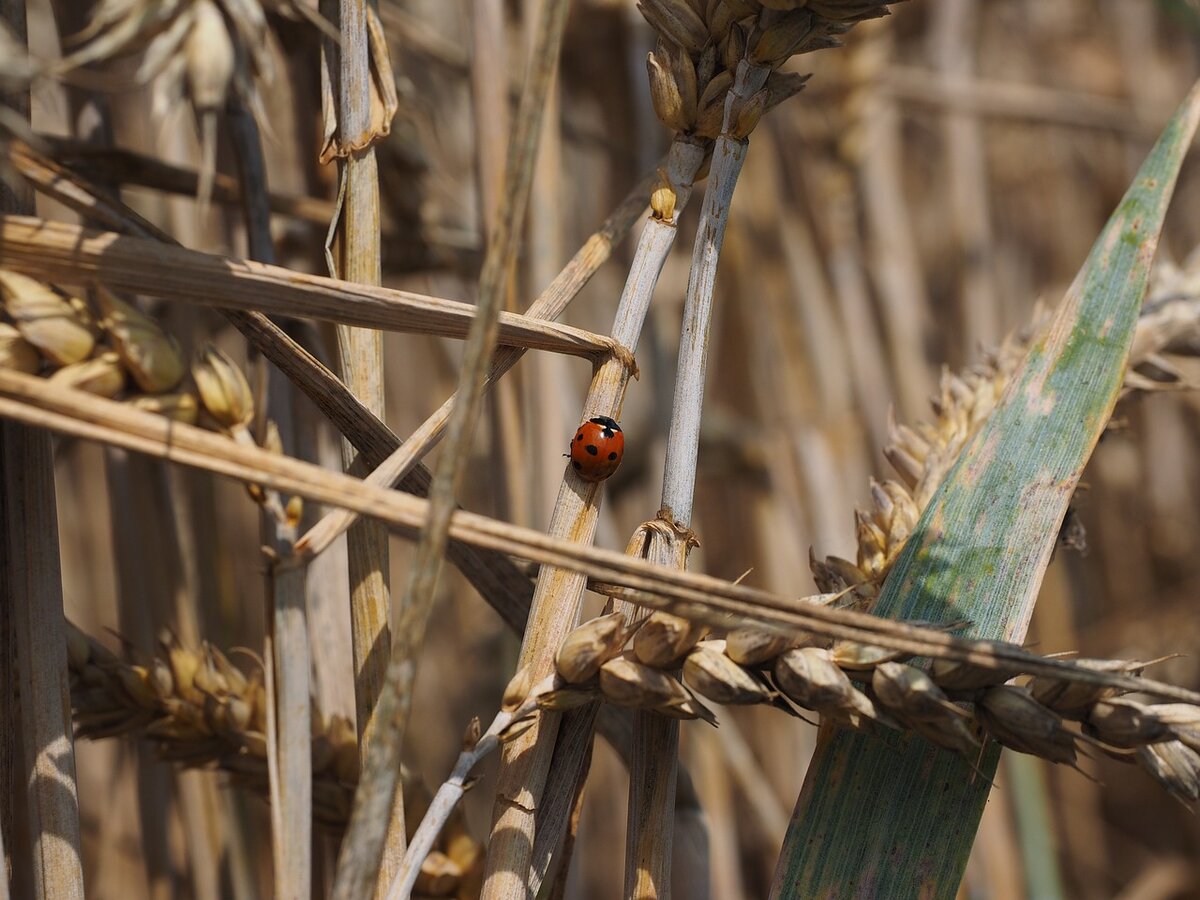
[318,3,398,163]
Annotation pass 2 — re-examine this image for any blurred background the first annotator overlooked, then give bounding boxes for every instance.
[20,0,1200,896]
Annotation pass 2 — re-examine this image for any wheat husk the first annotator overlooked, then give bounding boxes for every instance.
[774,646,884,730]
[683,640,774,705]
[632,610,707,667]
[192,344,254,431]
[599,654,692,710]
[47,351,126,398]
[94,286,185,393]
[725,627,791,666]
[1138,740,1200,802]
[0,268,95,365]
[976,686,1081,767]
[555,612,633,684]
[126,391,199,425]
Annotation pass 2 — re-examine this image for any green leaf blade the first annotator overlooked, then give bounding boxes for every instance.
[771,80,1200,899]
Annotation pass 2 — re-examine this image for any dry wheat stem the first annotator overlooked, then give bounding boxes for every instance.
[44,135,337,224]
[526,703,603,896]
[332,3,569,898]
[613,4,819,878]
[387,676,556,900]
[5,143,649,583]
[617,55,767,898]
[482,138,707,899]
[322,0,402,884]
[226,99,315,900]
[5,372,1200,707]
[661,62,765,522]
[0,8,84,893]
[500,0,816,878]
[2,139,537,630]
[327,0,390,708]
[295,166,657,561]
[267,558,312,900]
[1,421,85,900]
[0,216,615,358]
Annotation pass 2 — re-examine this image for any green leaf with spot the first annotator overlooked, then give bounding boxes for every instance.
[770,81,1200,899]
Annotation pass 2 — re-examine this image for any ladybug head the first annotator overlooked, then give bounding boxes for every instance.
[588,415,621,432]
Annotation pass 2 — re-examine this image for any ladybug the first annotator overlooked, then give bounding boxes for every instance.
[568,416,624,482]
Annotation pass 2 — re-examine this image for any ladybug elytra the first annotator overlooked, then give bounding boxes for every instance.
[568,416,624,483]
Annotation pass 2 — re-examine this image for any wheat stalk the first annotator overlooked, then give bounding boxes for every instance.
[7,366,1200,703]
[330,3,569,897]
[317,0,404,887]
[44,135,336,225]
[0,216,616,358]
[0,7,83,896]
[591,1,905,892]
[480,137,707,896]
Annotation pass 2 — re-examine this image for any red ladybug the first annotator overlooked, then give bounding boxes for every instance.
[568,416,624,482]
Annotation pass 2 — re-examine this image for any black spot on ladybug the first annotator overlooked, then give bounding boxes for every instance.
[608,452,617,460]
[572,461,582,471]
[575,433,583,441]
[586,444,599,456]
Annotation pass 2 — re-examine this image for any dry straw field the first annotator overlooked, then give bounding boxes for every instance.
[4,0,1200,897]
